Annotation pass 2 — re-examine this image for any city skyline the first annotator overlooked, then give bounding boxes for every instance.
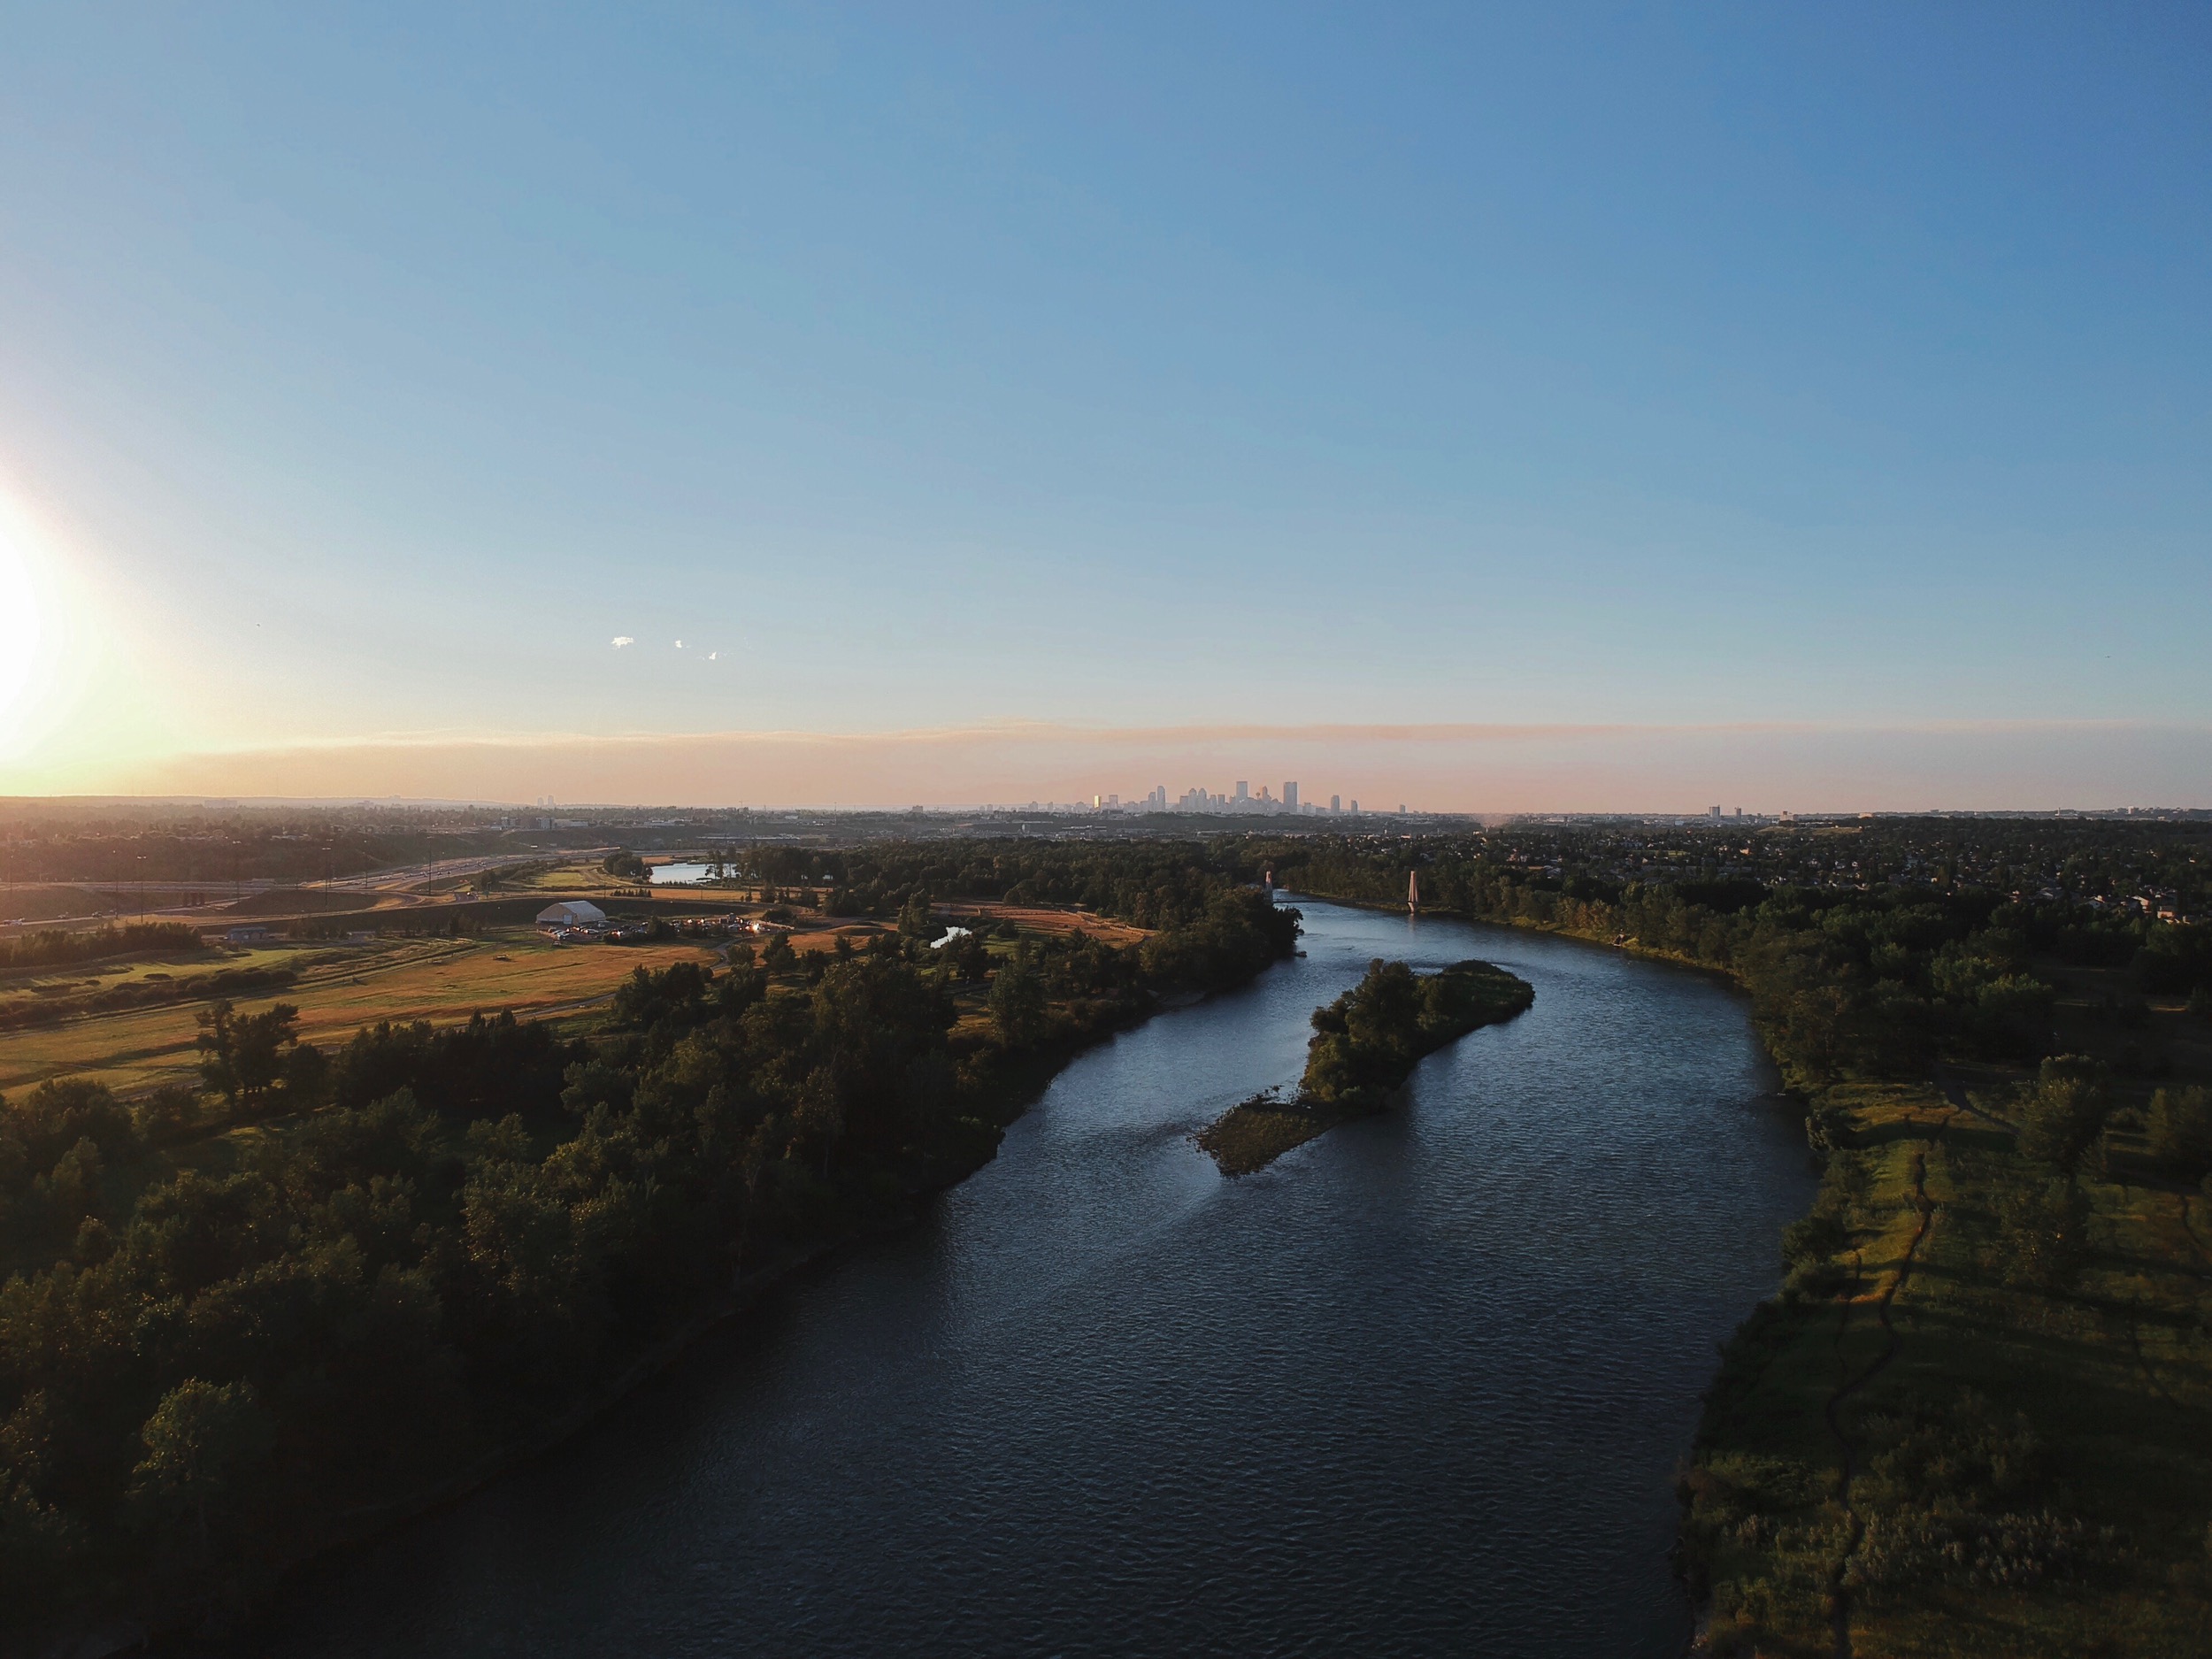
[22,715,2203,815]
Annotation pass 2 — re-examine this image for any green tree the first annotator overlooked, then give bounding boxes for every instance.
[127,1379,273,1565]
[196,1000,301,1109]
[37,1138,104,1226]
[0,1470,83,1624]
[2014,1057,2112,1180]
[989,947,1047,1047]
[1995,1178,2092,1292]
[195,1000,240,1106]
[284,1041,333,1107]
[939,929,988,980]
[898,889,938,941]
[2147,1085,2212,1181]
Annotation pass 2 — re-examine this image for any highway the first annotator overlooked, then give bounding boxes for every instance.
[0,848,618,935]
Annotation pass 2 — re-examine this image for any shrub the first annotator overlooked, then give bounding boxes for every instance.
[2147,1085,2212,1182]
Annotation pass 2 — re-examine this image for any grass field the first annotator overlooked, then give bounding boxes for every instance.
[0,930,727,1096]
[1687,1079,2212,1656]
[511,864,628,893]
[0,887,1142,1124]
[1,942,312,994]
[937,900,1152,947]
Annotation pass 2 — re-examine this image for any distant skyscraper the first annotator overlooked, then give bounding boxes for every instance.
[1234,780,1249,801]
[1284,781,1298,810]
[1330,794,1340,812]
[1349,799,1359,813]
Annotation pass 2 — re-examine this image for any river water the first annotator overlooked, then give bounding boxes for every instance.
[225,899,1815,1658]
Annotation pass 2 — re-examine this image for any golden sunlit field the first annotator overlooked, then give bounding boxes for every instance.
[939,900,1152,948]
[0,929,728,1096]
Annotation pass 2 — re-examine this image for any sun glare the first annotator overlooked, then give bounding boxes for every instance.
[0,526,43,742]
[0,490,193,787]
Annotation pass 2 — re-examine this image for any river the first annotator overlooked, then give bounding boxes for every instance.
[216,898,1816,1658]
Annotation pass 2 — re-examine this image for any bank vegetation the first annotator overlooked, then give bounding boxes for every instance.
[1264,828,2212,1655]
[0,851,1297,1642]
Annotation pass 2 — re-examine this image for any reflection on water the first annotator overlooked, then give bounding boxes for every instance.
[217,900,1815,1659]
[648,863,715,885]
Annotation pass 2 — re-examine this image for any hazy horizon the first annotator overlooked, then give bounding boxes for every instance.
[5,717,2208,818]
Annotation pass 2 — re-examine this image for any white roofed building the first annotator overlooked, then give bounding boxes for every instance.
[536,900,608,930]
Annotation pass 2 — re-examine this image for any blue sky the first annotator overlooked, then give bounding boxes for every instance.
[0,4,2205,805]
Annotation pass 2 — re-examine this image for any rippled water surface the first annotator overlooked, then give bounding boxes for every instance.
[230,901,1816,1658]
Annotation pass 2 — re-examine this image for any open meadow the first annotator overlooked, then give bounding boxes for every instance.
[0,886,1121,1098]
[1687,1077,2212,1656]
[0,929,731,1096]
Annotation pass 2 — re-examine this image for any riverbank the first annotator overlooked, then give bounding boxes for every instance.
[12,938,1292,1659]
[185,893,1798,1658]
[1680,1078,2212,1657]
[1273,879,2212,1653]
[1196,1088,1348,1175]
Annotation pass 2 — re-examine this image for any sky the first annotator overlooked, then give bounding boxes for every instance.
[0,3,2206,810]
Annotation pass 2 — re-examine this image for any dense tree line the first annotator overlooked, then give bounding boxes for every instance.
[1300,959,1533,1110]
[2,964,301,1039]
[734,839,1277,933]
[0,861,1295,1635]
[1255,831,2211,1646]
[1262,837,2210,1089]
[0,925,204,974]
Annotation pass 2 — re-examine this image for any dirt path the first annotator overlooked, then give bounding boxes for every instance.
[1935,1069,2014,1133]
[1824,1111,1947,1659]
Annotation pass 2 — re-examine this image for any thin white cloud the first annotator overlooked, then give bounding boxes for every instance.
[707,651,718,661]
[674,640,684,649]
[611,635,634,649]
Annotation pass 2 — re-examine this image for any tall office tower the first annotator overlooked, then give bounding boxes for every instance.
[1234,780,1249,801]
[1349,799,1359,813]
[1330,794,1340,812]
[1284,782,1298,810]
[1709,806,1723,819]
